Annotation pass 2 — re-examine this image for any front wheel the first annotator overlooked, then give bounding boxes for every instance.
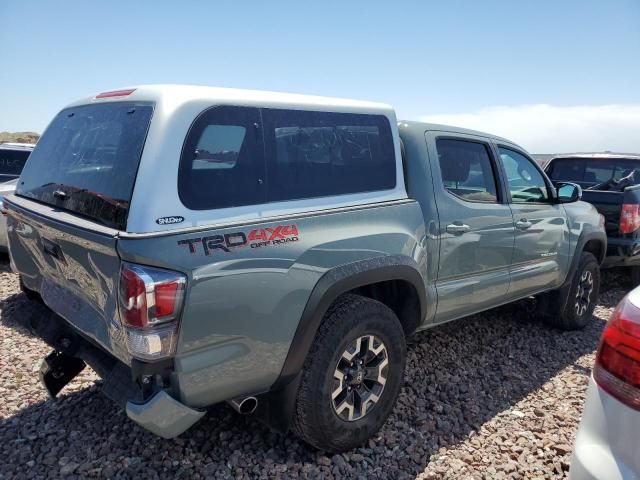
[291,294,406,452]
[542,252,600,330]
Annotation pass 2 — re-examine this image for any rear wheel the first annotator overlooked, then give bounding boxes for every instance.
[542,252,600,330]
[291,294,406,452]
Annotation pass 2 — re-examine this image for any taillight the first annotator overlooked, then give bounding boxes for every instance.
[120,266,148,328]
[619,204,640,234]
[118,263,186,360]
[593,291,640,410]
[154,282,181,318]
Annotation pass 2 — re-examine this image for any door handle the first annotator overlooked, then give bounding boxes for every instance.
[515,219,532,230]
[446,223,471,234]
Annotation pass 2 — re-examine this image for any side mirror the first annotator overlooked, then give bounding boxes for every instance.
[556,182,582,203]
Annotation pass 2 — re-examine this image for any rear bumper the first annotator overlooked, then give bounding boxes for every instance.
[126,391,205,439]
[601,236,640,268]
[570,378,640,480]
[25,301,205,438]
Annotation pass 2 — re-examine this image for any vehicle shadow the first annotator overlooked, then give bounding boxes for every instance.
[0,269,628,479]
[0,254,12,272]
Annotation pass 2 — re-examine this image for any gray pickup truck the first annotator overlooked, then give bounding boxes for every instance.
[6,85,606,452]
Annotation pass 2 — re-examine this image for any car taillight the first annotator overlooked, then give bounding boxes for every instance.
[593,291,640,410]
[619,204,640,234]
[118,262,186,360]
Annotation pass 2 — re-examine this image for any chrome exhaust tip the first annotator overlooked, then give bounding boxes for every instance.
[228,396,258,415]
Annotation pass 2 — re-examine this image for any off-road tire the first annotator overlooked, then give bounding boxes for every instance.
[542,252,600,330]
[291,294,406,452]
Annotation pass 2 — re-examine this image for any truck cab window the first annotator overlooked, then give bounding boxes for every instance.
[498,147,549,203]
[436,138,498,203]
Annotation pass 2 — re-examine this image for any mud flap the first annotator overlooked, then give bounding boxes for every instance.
[39,350,86,398]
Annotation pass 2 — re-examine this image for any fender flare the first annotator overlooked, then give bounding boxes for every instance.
[567,229,607,282]
[254,255,427,431]
[546,230,607,316]
[277,255,426,387]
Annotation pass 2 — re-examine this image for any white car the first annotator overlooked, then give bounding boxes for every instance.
[570,287,640,479]
[0,143,34,251]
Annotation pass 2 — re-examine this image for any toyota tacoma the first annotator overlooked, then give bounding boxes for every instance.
[5,85,606,452]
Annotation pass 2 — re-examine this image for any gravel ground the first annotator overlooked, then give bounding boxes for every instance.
[0,260,629,480]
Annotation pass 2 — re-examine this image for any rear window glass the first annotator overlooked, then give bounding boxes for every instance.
[178,106,396,210]
[548,158,640,187]
[0,148,30,177]
[16,103,153,229]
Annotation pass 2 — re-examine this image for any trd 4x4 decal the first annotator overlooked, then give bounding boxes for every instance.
[178,224,299,255]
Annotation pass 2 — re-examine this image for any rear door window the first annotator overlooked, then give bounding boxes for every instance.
[16,103,153,230]
[435,138,498,202]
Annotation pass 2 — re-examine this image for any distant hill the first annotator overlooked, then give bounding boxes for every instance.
[0,131,39,144]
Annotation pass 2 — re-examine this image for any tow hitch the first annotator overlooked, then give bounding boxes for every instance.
[39,350,86,398]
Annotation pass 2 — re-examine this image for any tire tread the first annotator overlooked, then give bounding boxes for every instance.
[291,294,405,452]
[543,251,599,330]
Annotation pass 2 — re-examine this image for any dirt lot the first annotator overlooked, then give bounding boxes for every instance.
[0,260,628,479]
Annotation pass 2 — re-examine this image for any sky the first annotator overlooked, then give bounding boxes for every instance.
[1,0,639,153]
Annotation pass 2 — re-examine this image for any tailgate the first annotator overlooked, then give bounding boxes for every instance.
[594,202,621,237]
[581,190,623,237]
[7,197,129,363]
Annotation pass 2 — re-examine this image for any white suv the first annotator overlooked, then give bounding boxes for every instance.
[570,287,640,479]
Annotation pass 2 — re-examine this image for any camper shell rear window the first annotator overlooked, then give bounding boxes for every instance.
[16,102,153,230]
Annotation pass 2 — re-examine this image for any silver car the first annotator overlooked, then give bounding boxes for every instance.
[0,143,34,251]
[570,287,640,479]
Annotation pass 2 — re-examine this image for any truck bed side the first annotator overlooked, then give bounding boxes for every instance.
[116,200,426,407]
